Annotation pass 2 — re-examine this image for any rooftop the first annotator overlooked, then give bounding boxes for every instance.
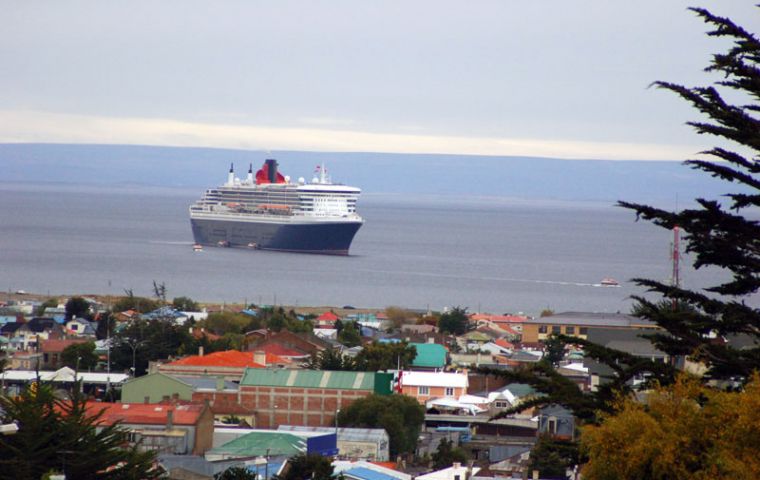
[240,369,383,390]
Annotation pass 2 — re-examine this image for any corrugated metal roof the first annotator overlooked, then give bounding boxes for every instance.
[240,369,376,390]
[209,432,307,458]
[410,343,447,368]
[344,467,401,480]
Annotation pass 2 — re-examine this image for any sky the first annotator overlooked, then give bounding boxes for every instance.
[0,1,757,161]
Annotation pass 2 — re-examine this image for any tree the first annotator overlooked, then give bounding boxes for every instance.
[304,348,356,371]
[615,7,760,384]
[61,342,99,371]
[542,334,565,367]
[172,296,200,312]
[111,319,192,375]
[337,321,362,347]
[385,306,416,329]
[438,307,469,335]
[353,341,417,371]
[338,394,425,456]
[528,434,578,480]
[480,6,760,420]
[95,311,115,341]
[152,280,167,303]
[35,297,59,317]
[215,466,257,480]
[431,438,468,470]
[0,383,162,480]
[64,296,91,321]
[113,290,161,314]
[274,453,334,480]
[581,373,760,479]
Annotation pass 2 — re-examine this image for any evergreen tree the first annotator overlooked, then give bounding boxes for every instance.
[480,6,760,422]
[431,438,469,470]
[274,453,334,480]
[618,7,760,383]
[353,341,417,372]
[64,296,91,321]
[0,383,162,480]
[438,307,469,335]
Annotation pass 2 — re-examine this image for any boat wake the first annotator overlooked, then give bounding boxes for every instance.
[351,268,612,288]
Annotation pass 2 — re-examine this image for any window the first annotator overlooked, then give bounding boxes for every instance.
[495,401,509,408]
[551,326,561,334]
[418,386,429,395]
[445,387,455,396]
[565,326,575,334]
[538,325,548,333]
[579,327,588,335]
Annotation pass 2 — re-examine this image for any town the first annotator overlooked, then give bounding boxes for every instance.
[0,290,670,479]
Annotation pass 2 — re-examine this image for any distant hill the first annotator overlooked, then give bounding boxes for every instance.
[0,143,733,205]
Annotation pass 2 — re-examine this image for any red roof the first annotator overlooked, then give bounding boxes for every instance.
[166,350,265,368]
[41,338,88,353]
[85,402,206,426]
[316,311,340,321]
[494,338,515,349]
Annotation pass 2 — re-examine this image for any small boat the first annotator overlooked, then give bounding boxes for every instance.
[217,240,230,248]
[600,278,620,287]
[247,242,259,249]
[193,244,203,252]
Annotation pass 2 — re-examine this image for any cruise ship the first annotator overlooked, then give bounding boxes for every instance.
[189,159,363,255]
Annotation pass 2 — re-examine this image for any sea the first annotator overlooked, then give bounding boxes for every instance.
[1,182,755,316]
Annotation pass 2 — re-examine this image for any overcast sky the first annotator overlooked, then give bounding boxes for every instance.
[1,1,757,160]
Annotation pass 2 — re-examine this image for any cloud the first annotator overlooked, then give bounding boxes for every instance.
[0,110,695,161]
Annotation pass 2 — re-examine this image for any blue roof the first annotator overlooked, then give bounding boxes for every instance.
[246,461,284,479]
[343,467,400,480]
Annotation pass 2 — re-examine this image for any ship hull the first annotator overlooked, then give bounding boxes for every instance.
[190,216,363,255]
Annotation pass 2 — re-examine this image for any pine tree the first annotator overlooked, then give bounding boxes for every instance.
[619,7,760,383]
[480,6,759,420]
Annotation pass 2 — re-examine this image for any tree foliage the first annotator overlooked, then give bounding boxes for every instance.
[528,434,579,480]
[61,341,99,371]
[65,296,91,321]
[35,298,59,317]
[112,290,160,314]
[337,394,425,456]
[581,373,760,479]
[215,466,258,480]
[617,7,760,383]
[0,383,162,480]
[304,348,356,371]
[353,341,417,372]
[274,453,334,480]
[337,321,362,347]
[438,307,469,335]
[431,438,468,470]
[172,296,200,312]
[111,319,192,375]
[542,334,565,367]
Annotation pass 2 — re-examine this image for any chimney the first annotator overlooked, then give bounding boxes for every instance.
[266,159,278,183]
[247,163,254,184]
[532,470,539,480]
[166,409,174,430]
[227,163,235,185]
[198,346,204,357]
[144,396,150,404]
[254,350,267,366]
[453,463,461,470]
[427,337,434,344]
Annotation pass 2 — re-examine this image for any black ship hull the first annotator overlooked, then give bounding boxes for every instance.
[190,217,362,255]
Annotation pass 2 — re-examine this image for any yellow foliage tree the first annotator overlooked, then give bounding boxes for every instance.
[580,374,760,480]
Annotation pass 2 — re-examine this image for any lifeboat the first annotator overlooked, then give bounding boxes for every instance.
[600,278,620,287]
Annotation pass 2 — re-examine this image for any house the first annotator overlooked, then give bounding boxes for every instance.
[40,338,89,369]
[244,330,330,357]
[13,317,64,351]
[409,342,448,371]
[537,405,576,441]
[155,349,268,380]
[65,317,97,337]
[521,311,658,343]
[399,371,468,404]
[315,311,340,328]
[86,401,215,455]
[233,369,394,428]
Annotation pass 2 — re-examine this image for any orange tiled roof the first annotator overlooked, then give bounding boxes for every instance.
[85,402,205,426]
[370,462,399,471]
[469,314,528,323]
[166,350,265,368]
[257,342,309,358]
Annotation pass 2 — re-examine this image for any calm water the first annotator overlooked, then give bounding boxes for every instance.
[0,183,752,316]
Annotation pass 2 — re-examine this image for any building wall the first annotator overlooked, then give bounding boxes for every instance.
[196,386,375,428]
[121,373,194,403]
[193,407,216,455]
[522,323,594,343]
[401,385,466,404]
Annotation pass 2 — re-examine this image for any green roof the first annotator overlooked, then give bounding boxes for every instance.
[505,383,537,398]
[410,343,447,368]
[209,432,306,458]
[240,369,380,390]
